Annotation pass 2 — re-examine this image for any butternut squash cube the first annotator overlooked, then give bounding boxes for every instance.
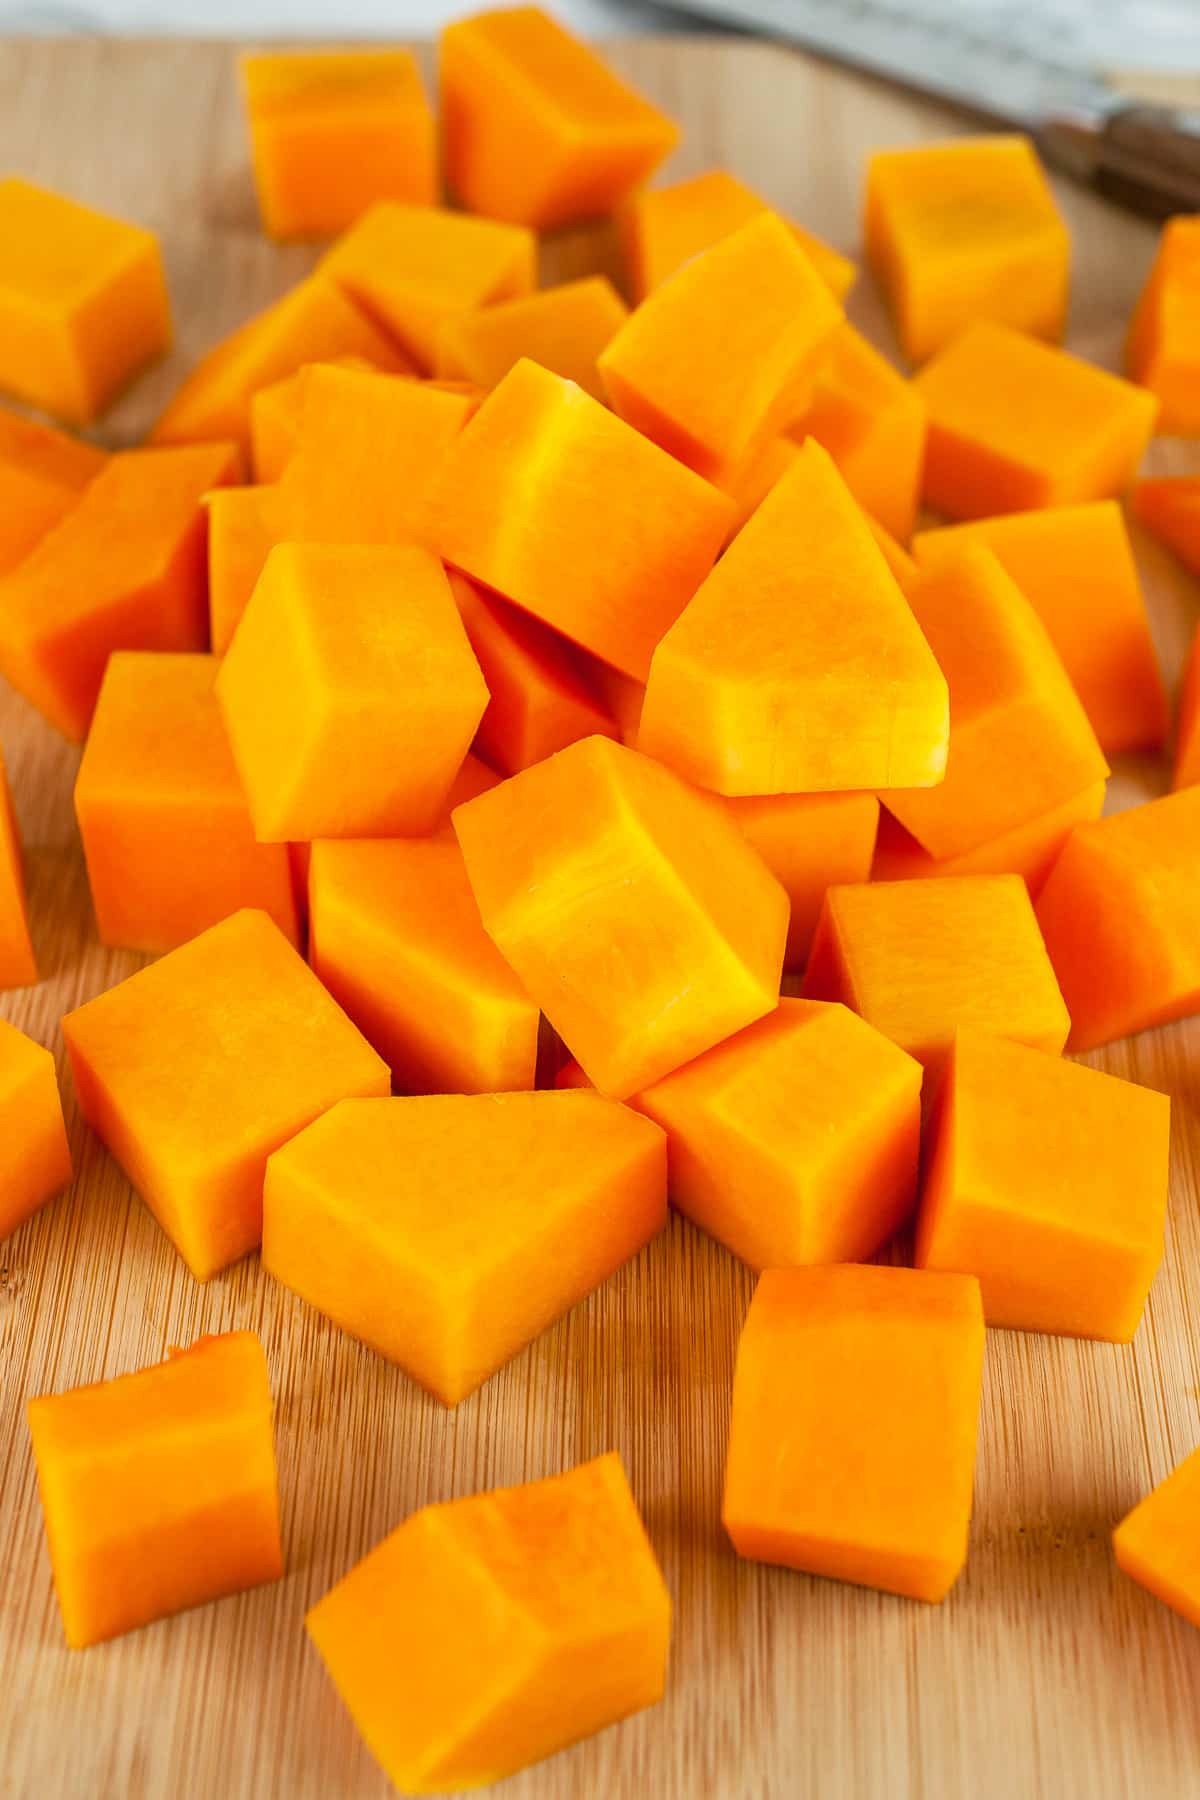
[264,1093,665,1403]
[803,875,1070,1073]
[27,1332,283,1648]
[873,781,1107,895]
[723,1265,985,1601]
[634,998,922,1270]
[453,736,788,1098]
[599,213,843,485]
[440,5,678,230]
[916,1030,1168,1339]
[249,365,306,482]
[725,791,879,969]
[306,1453,670,1789]
[308,838,539,1094]
[0,1020,71,1239]
[0,441,239,742]
[0,176,170,425]
[638,439,949,795]
[916,321,1157,519]
[75,653,299,954]
[1175,629,1200,793]
[1115,1446,1200,1629]
[206,485,282,654]
[915,502,1169,755]
[719,435,799,543]
[1134,473,1200,576]
[1126,216,1200,433]
[0,744,38,989]
[216,543,488,841]
[868,514,919,589]
[434,275,628,401]
[865,136,1069,364]
[426,359,733,680]
[241,49,437,242]
[1035,788,1200,1050]
[0,404,107,578]
[62,909,388,1280]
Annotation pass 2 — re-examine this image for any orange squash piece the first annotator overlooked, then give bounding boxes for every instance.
[216,543,487,842]
[306,1453,670,1790]
[440,6,678,230]
[1126,216,1200,433]
[1035,787,1200,1051]
[75,653,299,954]
[0,744,38,989]
[434,276,628,401]
[882,547,1108,861]
[0,176,170,425]
[803,875,1070,1073]
[1134,473,1200,577]
[454,735,788,1098]
[726,791,879,969]
[241,49,437,241]
[0,441,239,742]
[438,749,502,823]
[150,275,406,454]
[723,1265,985,1601]
[1175,628,1200,792]
[914,502,1169,754]
[599,213,843,484]
[916,1029,1169,1340]
[719,435,800,543]
[1114,1446,1200,1630]
[873,780,1107,895]
[249,366,305,481]
[867,514,918,589]
[62,908,388,1280]
[617,168,855,305]
[27,1332,283,1648]
[638,439,949,795]
[915,321,1157,519]
[426,359,733,680]
[308,837,539,1094]
[0,405,107,578]
[0,1020,71,1240]
[788,324,926,542]
[206,484,282,654]
[264,1093,666,1402]
[865,136,1069,365]
[633,998,921,1269]
[320,201,535,371]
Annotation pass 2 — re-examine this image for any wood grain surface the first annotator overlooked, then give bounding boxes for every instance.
[2,33,1200,1800]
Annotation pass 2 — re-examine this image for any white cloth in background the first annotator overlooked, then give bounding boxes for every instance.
[0,0,681,34]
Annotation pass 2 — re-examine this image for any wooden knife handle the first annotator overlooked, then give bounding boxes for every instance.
[1041,102,1200,218]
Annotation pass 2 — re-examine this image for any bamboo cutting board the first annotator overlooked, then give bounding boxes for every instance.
[2,33,1200,1800]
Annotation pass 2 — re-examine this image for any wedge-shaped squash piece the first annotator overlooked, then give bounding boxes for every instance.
[915,502,1168,754]
[27,1332,283,1647]
[206,484,282,654]
[279,363,473,546]
[454,736,788,1098]
[321,201,535,370]
[440,6,678,230]
[916,1030,1168,1339]
[865,136,1069,365]
[0,405,107,578]
[723,1265,985,1601]
[916,322,1157,519]
[726,790,879,969]
[634,999,921,1270]
[76,653,299,953]
[241,48,436,241]
[1035,788,1200,1050]
[0,745,38,988]
[435,276,627,400]
[873,781,1106,894]
[1176,628,1200,792]
[151,275,406,453]
[0,442,239,742]
[307,1453,670,1789]
[216,543,487,842]
[427,359,733,680]
[618,167,855,304]
[788,323,926,542]
[599,213,842,485]
[1115,1446,1200,1629]
[638,439,949,795]
[1126,216,1200,433]
[265,1093,665,1402]
[1134,473,1200,575]
[0,1020,71,1239]
[0,176,170,425]
[803,875,1069,1073]
[309,838,539,1094]
[882,546,1108,861]
[63,909,388,1279]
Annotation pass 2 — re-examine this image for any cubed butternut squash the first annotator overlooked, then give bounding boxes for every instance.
[0,744,38,989]
[1126,215,1200,433]
[873,781,1106,894]
[0,1020,71,1240]
[1115,1446,1200,1629]
[0,404,107,578]
[434,276,627,400]
[206,484,282,654]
